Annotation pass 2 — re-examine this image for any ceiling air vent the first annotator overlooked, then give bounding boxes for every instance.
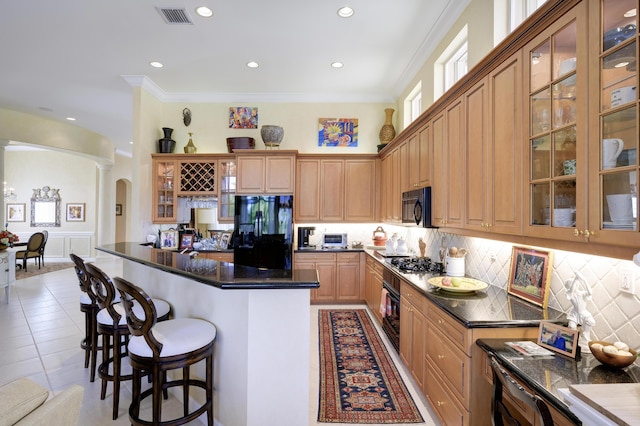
[156,7,193,25]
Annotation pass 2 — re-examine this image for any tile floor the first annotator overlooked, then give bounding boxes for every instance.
[0,256,439,426]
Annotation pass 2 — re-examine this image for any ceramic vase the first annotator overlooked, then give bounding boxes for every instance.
[184,132,197,153]
[158,127,176,153]
[260,125,284,148]
[378,108,396,144]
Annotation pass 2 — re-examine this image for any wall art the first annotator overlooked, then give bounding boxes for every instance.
[6,203,25,222]
[115,204,122,216]
[229,107,258,129]
[66,203,85,222]
[508,245,553,307]
[318,118,358,147]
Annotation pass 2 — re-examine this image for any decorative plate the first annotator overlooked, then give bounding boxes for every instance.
[427,276,488,293]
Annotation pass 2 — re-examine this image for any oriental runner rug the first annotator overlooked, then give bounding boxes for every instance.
[318,309,424,424]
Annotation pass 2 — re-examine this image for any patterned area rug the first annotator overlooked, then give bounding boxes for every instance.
[318,309,424,424]
[16,262,74,279]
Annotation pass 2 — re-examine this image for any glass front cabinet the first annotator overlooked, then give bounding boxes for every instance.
[153,157,177,223]
[524,4,586,240]
[218,157,236,223]
[590,0,639,245]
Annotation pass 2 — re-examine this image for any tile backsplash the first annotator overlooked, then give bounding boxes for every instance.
[302,223,640,350]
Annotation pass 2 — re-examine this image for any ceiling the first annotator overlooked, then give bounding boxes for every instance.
[0,0,467,156]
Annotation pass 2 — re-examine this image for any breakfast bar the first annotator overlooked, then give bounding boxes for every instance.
[97,243,319,426]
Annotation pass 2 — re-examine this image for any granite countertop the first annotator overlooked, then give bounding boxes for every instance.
[365,249,566,328]
[97,242,319,290]
[294,246,365,252]
[477,338,640,425]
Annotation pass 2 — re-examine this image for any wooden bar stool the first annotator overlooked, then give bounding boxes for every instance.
[85,263,171,420]
[70,253,100,382]
[113,276,216,426]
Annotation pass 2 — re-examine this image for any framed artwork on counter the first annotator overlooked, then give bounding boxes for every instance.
[180,233,194,250]
[160,230,178,250]
[537,322,580,359]
[508,245,553,308]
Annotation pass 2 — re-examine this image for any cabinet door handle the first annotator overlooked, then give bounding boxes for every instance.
[438,354,445,360]
[437,401,444,407]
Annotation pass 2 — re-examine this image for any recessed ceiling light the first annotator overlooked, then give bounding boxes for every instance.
[247,61,259,68]
[331,62,344,68]
[624,8,637,18]
[129,141,134,145]
[337,6,354,18]
[66,117,76,121]
[150,61,164,68]
[196,6,213,17]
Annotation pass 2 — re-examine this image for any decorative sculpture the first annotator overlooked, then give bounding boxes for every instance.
[563,272,596,348]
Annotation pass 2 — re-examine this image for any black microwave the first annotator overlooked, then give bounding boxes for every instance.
[402,187,435,228]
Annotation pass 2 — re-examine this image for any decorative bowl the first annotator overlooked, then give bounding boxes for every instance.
[588,341,638,368]
[260,125,284,148]
[226,137,255,153]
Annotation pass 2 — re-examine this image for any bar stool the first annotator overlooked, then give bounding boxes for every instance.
[70,253,100,382]
[113,276,216,426]
[85,263,171,420]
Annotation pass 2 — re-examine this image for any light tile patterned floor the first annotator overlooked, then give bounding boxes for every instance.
[0,257,439,426]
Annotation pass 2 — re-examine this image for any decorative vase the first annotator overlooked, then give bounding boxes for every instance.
[184,132,197,153]
[158,127,176,153]
[378,108,396,145]
[260,125,284,148]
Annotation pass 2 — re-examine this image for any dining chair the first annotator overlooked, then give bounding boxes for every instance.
[490,355,554,426]
[39,230,48,267]
[15,232,45,271]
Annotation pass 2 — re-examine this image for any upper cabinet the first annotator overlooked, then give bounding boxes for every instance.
[523,4,586,241]
[217,155,236,223]
[235,150,296,195]
[152,157,177,223]
[587,0,639,246]
[295,155,379,223]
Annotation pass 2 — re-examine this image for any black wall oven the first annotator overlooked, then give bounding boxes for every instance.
[381,268,400,352]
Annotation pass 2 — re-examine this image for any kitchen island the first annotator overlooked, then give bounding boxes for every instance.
[97,243,319,426]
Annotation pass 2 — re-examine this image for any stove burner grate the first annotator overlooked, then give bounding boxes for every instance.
[390,257,444,274]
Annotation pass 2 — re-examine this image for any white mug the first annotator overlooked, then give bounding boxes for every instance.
[607,194,633,223]
[602,138,624,169]
[553,208,575,227]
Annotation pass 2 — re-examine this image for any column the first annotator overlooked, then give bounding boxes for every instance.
[96,162,114,256]
[0,140,9,225]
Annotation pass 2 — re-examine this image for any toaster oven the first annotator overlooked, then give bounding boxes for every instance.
[322,233,348,249]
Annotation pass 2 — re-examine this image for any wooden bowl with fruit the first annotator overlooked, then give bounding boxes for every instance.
[588,341,638,368]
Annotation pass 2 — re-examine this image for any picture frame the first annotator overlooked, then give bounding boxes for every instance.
[180,233,194,250]
[228,107,258,129]
[318,117,358,147]
[6,203,26,222]
[66,203,85,222]
[115,204,122,216]
[537,321,580,359]
[160,229,179,250]
[219,231,232,250]
[508,245,553,307]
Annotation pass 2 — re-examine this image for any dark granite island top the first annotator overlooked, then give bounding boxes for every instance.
[97,242,319,290]
[477,338,640,425]
[96,242,318,426]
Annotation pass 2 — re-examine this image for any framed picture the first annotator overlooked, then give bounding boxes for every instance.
[219,231,232,250]
[66,203,85,222]
[508,245,553,307]
[180,233,194,250]
[6,203,26,222]
[229,107,258,129]
[115,204,122,216]
[318,117,358,147]
[160,229,178,250]
[537,322,580,358]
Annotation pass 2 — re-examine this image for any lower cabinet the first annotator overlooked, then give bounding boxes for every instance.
[200,252,234,262]
[295,252,363,303]
[399,281,427,392]
[365,254,384,324]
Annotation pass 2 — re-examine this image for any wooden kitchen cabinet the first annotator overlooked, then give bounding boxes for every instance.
[465,52,523,235]
[380,154,391,222]
[336,252,361,300]
[408,123,431,190]
[235,150,295,195]
[365,254,384,324]
[152,156,178,223]
[200,251,234,262]
[294,155,378,223]
[295,252,337,302]
[432,97,465,228]
[217,156,236,223]
[399,281,427,392]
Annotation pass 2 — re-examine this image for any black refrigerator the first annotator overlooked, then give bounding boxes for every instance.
[233,195,293,270]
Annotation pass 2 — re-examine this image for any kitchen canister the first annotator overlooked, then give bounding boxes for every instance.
[445,255,465,277]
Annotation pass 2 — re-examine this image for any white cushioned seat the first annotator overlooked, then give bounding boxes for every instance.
[79,292,93,305]
[128,318,217,358]
[96,298,170,326]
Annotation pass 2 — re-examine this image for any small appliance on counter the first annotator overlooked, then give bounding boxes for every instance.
[297,226,316,249]
[322,233,348,249]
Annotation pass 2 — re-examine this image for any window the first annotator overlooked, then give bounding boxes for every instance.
[509,0,547,32]
[434,25,468,99]
[444,43,468,92]
[403,81,422,127]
